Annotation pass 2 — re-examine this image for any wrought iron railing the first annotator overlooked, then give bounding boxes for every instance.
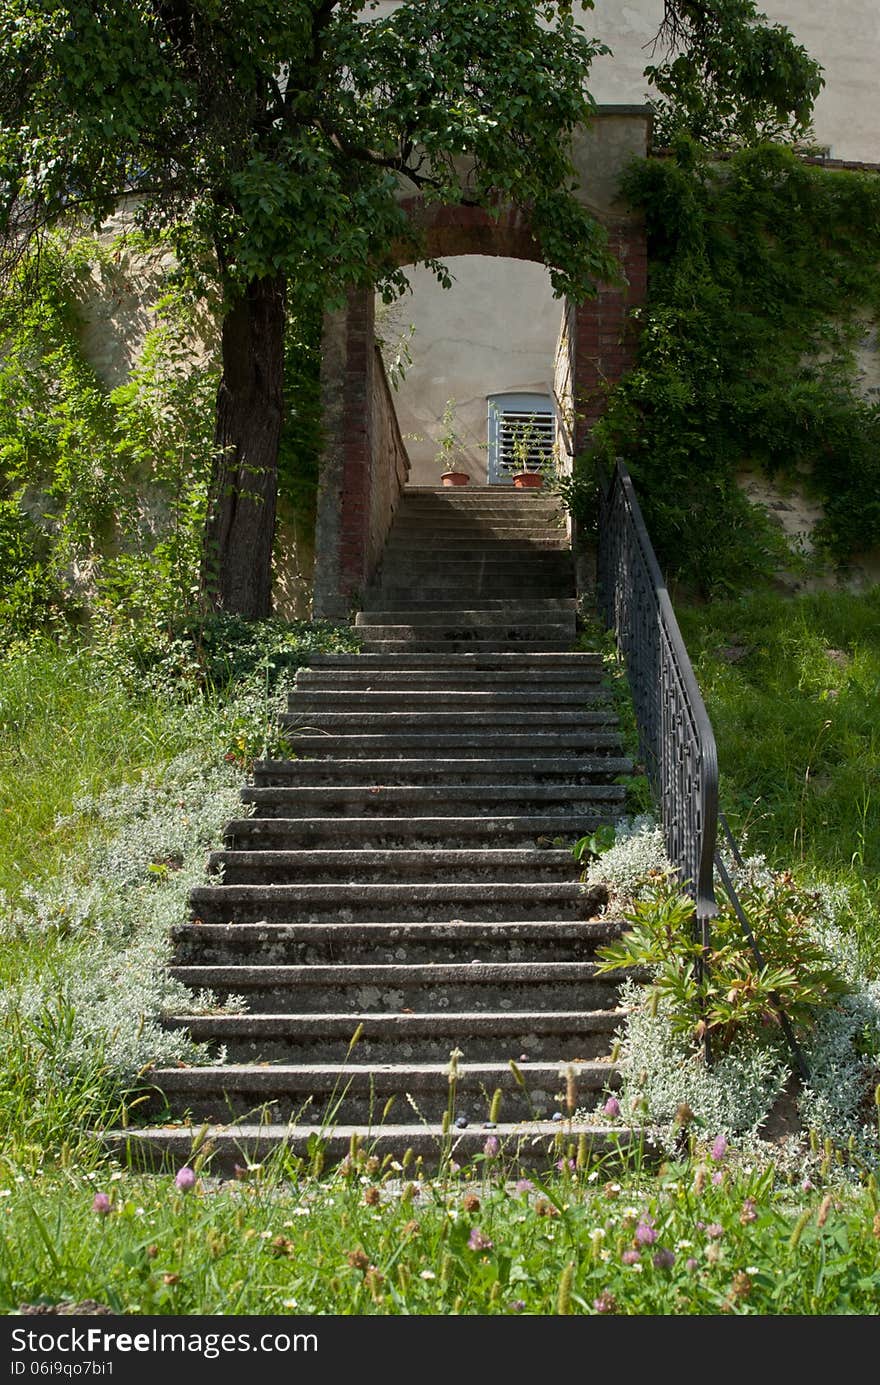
[597,459,719,930]
[596,458,809,1078]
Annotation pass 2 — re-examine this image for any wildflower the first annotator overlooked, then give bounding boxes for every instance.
[621,1249,640,1265]
[462,1193,481,1213]
[468,1227,493,1252]
[740,1198,758,1225]
[514,1178,533,1195]
[346,1248,370,1271]
[174,1167,196,1192]
[801,1178,814,1193]
[162,1273,180,1286]
[364,1268,384,1301]
[710,1134,728,1162]
[711,1170,724,1186]
[363,1186,380,1207]
[817,1194,833,1228]
[675,1103,695,1127]
[685,1257,699,1272]
[270,1236,295,1257]
[706,1223,725,1240]
[653,1248,675,1269]
[692,1165,708,1194]
[635,1216,658,1245]
[872,1213,880,1239]
[535,1198,558,1218]
[706,1243,722,1265]
[420,1270,436,1280]
[603,1096,621,1119]
[509,1300,526,1313]
[593,1290,618,1314]
[402,1219,420,1237]
[92,1193,111,1215]
[729,1271,752,1302]
[604,1182,621,1199]
[556,1157,576,1173]
[483,1135,500,1157]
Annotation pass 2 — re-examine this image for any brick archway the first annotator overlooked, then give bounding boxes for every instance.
[312,111,650,618]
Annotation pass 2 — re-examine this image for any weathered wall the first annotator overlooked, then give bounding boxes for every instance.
[368,342,411,572]
[313,293,410,618]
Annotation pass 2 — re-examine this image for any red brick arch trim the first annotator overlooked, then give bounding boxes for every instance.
[395,197,544,264]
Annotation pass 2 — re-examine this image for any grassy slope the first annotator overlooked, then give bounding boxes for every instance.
[677,587,880,952]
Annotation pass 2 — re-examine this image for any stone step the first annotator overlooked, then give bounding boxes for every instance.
[293,667,605,688]
[104,1120,639,1173]
[189,880,592,923]
[250,756,633,785]
[276,730,625,757]
[162,1006,628,1064]
[354,622,575,641]
[286,688,611,710]
[142,1060,621,1124]
[171,919,621,967]
[167,960,622,1013]
[279,709,616,733]
[306,652,602,669]
[222,814,616,851]
[380,545,570,561]
[367,584,575,602]
[240,783,627,815]
[207,846,579,885]
[358,640,574,654]
[354,602,577,624]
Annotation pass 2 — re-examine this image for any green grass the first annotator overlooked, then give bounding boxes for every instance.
[676,587,880,951]
[0,639,202,904]
[1,1148,879,1315]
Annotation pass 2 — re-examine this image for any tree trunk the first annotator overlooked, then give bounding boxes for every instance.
[201,273,286,618]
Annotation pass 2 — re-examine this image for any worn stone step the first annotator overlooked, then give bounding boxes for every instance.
[171,918,621,967]
[250,756,633,786]
[276,730,625,757]
[286,689,611,711]
[306,652,602,669]
[354,622,575,641]
[162,1006,628,1064]
[190,880,592,923]
[294,667,605,688]
[167,960,622,1012]
[104,1120,640,1173]
[279,710,616,734]
[359,640,573,655]
[365,587,579,603]
[355,602,576,625]
[222,814,614,852]
[208,846,579,885]
[240,783,627,816]
[143,1060,621,1124]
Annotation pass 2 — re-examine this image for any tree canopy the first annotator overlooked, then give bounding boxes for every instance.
[0,1,824,617]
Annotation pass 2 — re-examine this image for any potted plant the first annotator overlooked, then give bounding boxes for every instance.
[436,398,471,486]
[507,413,554,489]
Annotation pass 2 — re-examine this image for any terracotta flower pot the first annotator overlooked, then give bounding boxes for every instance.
[512,472,544,489]
[441,471,470,486]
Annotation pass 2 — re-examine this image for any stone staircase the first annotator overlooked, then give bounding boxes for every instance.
[114,487,637,1170]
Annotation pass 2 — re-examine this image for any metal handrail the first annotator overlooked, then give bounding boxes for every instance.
[597,459,719,926]
[596,459,809,1079]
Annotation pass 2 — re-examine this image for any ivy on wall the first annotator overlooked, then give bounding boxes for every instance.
[580,143,880,595]
[0,232,323,651]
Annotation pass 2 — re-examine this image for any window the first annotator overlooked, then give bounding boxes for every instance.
[487,392,554,484]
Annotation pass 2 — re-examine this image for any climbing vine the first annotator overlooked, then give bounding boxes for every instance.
[577,143,880,595]
[0,231,323,660]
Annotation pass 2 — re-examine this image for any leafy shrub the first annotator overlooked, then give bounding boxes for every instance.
[564,144,880,594]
